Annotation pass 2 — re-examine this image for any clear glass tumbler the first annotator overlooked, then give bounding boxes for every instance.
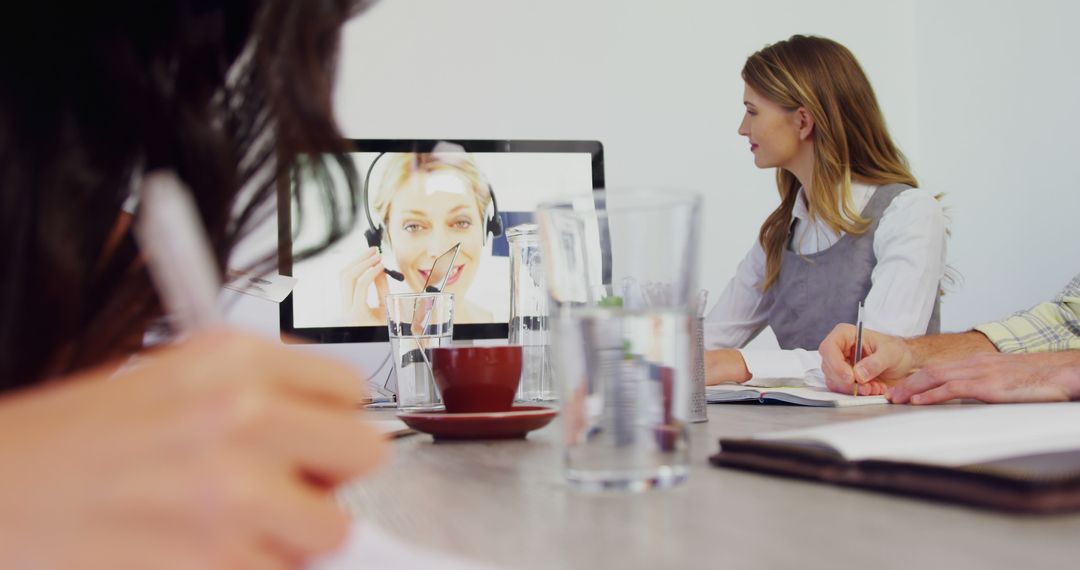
[507,224,556,402]
[537,189,701,491]
[385,292,454,411]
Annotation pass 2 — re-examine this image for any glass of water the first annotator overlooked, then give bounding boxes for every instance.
[385,292,454,411]
[537,189,701,491]
[507,223,556,402]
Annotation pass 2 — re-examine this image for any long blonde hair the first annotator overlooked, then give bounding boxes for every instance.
[744,35,918,291]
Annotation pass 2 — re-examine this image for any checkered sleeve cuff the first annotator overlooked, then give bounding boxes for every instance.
[975,302,1080,354]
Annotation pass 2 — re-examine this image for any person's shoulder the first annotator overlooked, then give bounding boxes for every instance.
[875,185,947,245]
[885,186,944,217]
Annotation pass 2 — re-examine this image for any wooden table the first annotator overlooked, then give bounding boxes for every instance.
[339,405,1080,569]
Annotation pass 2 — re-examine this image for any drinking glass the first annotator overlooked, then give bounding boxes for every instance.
[537,189,701,491]
[385,292,454,411]
[507,223,556,402]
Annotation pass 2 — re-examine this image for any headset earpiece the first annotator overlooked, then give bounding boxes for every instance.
[364,226,382,249]
[485,183,503,241]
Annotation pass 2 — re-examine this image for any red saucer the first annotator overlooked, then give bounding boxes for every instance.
[397,405,558,441]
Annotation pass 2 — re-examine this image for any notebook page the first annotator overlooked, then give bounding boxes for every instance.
[763,386,888,407]
[706,384,763,402]
[757,403,1080,466]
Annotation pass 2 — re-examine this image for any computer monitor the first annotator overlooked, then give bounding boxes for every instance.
[279,139,604,343]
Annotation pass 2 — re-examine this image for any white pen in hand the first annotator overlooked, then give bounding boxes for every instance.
[852,301,865,397]
[133,170,223,335]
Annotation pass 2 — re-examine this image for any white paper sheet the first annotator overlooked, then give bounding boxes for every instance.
[757,402,1080,466]
[307,520,498,570]
[223,269,297,303]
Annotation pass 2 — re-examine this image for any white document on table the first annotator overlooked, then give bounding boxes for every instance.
[307,520,498,570]
[756,402,1080,466]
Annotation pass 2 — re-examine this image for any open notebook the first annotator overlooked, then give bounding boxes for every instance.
[706,384,888,407]
[711,403,1080,513]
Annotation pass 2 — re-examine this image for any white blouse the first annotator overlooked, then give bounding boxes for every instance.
[703,182,947,387]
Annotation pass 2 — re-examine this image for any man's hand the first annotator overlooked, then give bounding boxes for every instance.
[819,324,919,395]
[888,351,1080,404]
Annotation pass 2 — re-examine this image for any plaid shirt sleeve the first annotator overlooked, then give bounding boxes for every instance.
[975,272,1080,353]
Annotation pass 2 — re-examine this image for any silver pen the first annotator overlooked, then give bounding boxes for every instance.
[133,170,222,335]
[853,301,865,397]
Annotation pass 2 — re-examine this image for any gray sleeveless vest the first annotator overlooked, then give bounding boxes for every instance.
[763,184,941,350]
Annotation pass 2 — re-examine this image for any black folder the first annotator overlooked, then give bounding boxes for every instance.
[711,438,1080,514]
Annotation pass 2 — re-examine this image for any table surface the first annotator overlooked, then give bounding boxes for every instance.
[340,404,1080,570]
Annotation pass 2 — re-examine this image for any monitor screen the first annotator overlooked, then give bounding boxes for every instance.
[279,139,604,343]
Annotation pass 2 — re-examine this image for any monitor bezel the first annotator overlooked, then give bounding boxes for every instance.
[278,139,605,344]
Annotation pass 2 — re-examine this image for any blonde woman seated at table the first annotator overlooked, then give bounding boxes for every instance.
[704,35,947,387]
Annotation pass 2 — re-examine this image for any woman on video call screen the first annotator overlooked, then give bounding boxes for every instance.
[343,152,496,325]
[288,148,595,330]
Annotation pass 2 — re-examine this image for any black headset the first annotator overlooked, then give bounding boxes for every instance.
[361,152,503,281]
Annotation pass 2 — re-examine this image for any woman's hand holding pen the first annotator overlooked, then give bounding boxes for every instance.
[0,330,387,570]
[341,246,391,326]
[819,324,916,396]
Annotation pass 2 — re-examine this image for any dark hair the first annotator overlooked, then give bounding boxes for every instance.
[0,1,373,389]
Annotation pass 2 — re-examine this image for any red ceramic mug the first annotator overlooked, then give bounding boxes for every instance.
[430,346,523,413]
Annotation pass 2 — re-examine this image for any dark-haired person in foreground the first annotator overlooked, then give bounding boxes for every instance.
[820,273,1080,404]
[0,2,386,568]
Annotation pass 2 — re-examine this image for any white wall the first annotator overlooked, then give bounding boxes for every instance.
[332,0,919,350]
[912,0,1080,328]
[229,1,1080,367]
